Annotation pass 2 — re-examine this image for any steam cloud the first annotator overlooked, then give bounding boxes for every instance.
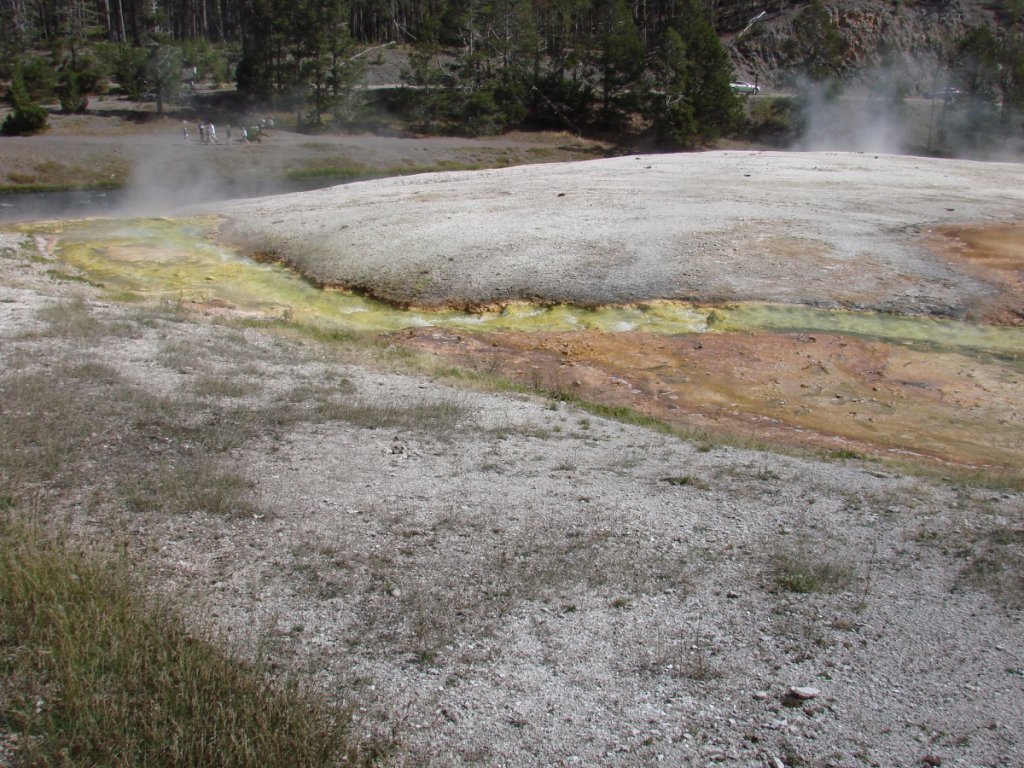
[789,65,1024,159]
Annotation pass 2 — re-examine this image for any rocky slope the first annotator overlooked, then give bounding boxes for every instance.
[725,0,1009,88]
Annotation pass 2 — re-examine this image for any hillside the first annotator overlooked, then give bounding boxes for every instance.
[724,0,1012,86]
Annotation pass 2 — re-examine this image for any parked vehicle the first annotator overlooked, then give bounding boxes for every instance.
[730,81,760,95]
[929,87,962,102]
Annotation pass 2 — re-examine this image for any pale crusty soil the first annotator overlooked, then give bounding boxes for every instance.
[2,150,1024,767]
[216,151,1024,319]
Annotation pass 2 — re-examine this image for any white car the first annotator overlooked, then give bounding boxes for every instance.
[730,81,760,95]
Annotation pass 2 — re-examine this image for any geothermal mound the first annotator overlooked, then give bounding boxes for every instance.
[218,150,1024,316]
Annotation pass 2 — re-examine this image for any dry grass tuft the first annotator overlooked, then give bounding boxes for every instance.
[770,550,857,594]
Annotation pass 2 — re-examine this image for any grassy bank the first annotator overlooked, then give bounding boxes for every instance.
[0,180,124,194]
[0,508,375,768]
[0,291,391,766]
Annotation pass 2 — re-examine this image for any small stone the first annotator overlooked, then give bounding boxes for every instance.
[786,686,820,700]
[782,686,819,707]
[726,591,740,599]
[922,755,942,767]
[752,691,769,701]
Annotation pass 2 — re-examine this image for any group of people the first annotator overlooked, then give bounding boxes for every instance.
[182,117,273,145]
[183,120,219,144]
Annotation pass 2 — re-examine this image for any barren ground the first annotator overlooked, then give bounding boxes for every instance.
[1,140,1023,768]
[0,98,606,216]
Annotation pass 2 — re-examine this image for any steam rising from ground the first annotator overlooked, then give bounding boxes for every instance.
[794,78,911,154]
[790,68,1024,158]
[119,140,241,217]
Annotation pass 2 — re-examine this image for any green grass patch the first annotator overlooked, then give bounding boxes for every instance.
[0,513,380,767]
[283,161,500,185]
[771,552,856,594]
[283,165,380,183]
[0,179,124,194]
[45,268,96,285]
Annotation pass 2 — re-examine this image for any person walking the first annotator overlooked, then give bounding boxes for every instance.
[182,120,190,143]
[207,122,217,144]
[198,121,206,144]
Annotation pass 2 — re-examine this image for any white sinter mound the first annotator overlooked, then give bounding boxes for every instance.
[219,150,1024,313]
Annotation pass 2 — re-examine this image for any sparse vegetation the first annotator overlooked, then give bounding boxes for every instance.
[0,512,378,767]
[0,296,427,765]
[315,394,470,433]
[120,457,262,519]
[771,549,857,594]
[918,517,1024,610]
[661,475,710,490]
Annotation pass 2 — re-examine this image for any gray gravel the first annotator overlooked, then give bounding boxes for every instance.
[4,153,1024,767]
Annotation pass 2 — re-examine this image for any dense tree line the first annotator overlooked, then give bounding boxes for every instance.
[1,0,746,143]
[3,0,1021,145]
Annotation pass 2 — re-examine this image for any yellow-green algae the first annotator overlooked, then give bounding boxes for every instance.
[30,216,1024,358]
[41,217,712,334]
[712,303,1023,359]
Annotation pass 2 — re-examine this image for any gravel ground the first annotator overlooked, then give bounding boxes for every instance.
[217,150,1024,317]
[2,151,1023,767]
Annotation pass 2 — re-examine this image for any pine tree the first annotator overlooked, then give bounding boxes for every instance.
[1,70,49,135]
[953,26,1001,102]
[58,68,89,112]
[787,0,843,83]
[649,0,740,146]
[146,40,183,115]
[591,0,646,128]
[650,27,697,145]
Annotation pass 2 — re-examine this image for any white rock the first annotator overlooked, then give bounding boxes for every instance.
[786,686,820,700]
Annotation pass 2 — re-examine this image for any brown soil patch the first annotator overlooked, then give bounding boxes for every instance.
[398,326,1024,473]
[930,223,1024,325]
